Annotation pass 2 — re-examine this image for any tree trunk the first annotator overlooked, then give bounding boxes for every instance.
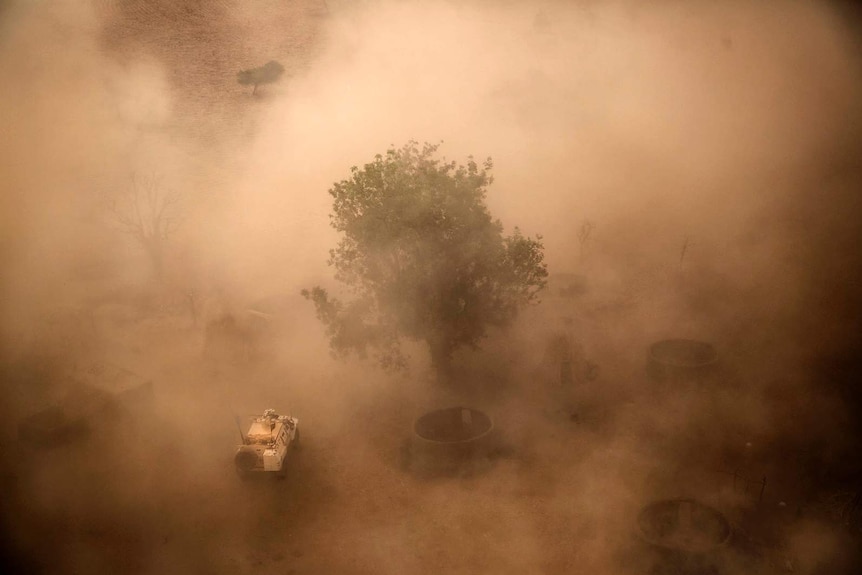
[144,238,164,281]
[252,83,258,95]
[428,336,454,384]
[187,291,198,327]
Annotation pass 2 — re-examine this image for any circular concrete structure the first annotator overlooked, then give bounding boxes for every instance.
[637,498,732,555]
[410,407,494,475]
[647,339,718,382]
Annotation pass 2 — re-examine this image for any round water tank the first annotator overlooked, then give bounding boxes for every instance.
[411,407,494,475]
[647,339,717,382]
[637,498,732,555]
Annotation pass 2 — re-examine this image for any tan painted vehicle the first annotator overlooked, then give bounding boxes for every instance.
[234,409,299,479]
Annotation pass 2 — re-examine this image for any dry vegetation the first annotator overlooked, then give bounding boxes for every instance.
[1,0,861,573]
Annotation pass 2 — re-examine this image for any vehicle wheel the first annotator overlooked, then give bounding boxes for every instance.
[234,447,258,480]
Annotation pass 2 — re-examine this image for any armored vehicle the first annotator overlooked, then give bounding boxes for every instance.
[234,409,299,479]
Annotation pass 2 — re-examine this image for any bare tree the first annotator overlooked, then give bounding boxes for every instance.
[680,235,692,269]
[107,173,181,279]
[577,219,594,262]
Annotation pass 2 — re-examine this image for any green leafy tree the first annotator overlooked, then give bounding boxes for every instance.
[303,141,548,382]
[237,60,285,95]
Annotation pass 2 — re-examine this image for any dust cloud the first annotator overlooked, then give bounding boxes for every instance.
[1,0,861,573]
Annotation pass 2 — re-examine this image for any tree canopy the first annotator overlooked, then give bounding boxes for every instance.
[303,141,548,381]
[237,60,284,95]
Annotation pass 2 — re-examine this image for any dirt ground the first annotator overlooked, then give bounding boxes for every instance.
[3,290,859,574]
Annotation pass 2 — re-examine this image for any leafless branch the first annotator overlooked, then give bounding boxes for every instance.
[680,235,691,267]
[577,219,594,261]
[108,172,181,240]
[105,172,183,277]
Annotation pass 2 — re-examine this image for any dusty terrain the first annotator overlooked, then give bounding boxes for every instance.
[2,1,862,574]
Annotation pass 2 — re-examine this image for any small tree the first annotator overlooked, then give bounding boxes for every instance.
[237,60,285,95]
[107,173,181,280]
[303,141,548,382]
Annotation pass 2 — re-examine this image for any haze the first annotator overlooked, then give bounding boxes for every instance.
[1,0,861,573]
